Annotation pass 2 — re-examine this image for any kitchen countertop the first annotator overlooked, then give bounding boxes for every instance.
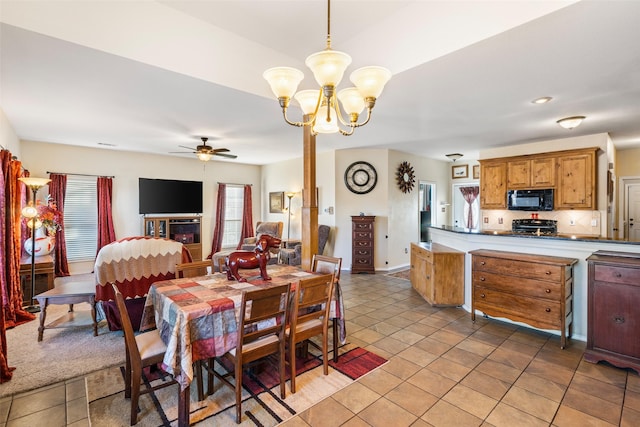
[429,225,639,245]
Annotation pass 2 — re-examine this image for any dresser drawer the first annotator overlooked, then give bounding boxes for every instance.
[353,255,373,266]
[474,287,562,328]
[354,248,372,258]
[353,231,373,241]
[472,271,562,300]
[353,221,373,232]
[353,240,372,250]
[593,264,640,286]
[473,256,564,282]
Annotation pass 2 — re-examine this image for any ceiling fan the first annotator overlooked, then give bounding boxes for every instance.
[172,137,237,161]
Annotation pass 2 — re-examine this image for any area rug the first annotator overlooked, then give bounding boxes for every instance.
[1,302,123,397]
[387,268,410,280]
[87,346,387,426]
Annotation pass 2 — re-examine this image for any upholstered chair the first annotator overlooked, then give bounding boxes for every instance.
[240,221,283,263]
[280,224,330,266]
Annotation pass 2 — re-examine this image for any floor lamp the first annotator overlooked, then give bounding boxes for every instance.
[286,193,295,240]
[19,176,51,313]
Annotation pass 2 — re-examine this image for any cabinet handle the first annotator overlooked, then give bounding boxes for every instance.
[615,272,622,278]
[426,275,430,280]
[545,289,551,293]
[480,294,485,298]
[480,277,485,281]
[613,316,625,324]
[480,261,486,265]
[545,271,551,275]
[545,308,551,312]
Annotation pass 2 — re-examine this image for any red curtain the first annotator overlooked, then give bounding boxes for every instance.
[207,183,226,258]
[49,174,70,277]
[1,150,36,383]
[459,186,480,228]
[236,184,254,249]
[96,177,116,255]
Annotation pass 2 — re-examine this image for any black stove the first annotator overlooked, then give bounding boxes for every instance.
[512,219,558,235]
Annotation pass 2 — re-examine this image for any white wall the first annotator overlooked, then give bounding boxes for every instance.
[20,140,261,273]
[0,107,21,156]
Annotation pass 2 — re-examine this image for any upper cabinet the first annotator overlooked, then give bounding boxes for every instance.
[479,160,507,209]
[555,149,597,209]
[507,157,555,189]
[480,147,598,210]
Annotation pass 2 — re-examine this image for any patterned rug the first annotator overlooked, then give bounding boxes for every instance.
[386,268,410,280]
[87,346,387,426]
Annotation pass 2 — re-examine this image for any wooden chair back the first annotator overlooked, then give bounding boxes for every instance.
[290,273,334,332]
[112,283,142,368]
[312,255,342,283]
[176,259,213,278]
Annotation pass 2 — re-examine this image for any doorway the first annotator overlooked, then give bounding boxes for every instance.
[419,181,436,242]
[622,179,640,241]
[453,183,480,231]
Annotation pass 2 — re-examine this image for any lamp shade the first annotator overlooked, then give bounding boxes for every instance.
[313,104,339,134]
[337,87,365,115]
[263,67,304,99]
[21,204,38,219]
[305,49,352,87]
[196,152,212,162]
[18,176,51,189]
[294,90,321,115]
[557,116,585,129]
[350,66,392,99]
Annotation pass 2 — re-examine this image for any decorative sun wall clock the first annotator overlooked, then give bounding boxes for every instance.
[396,161,415,193]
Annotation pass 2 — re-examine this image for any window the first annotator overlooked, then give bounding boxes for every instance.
[221,185,244,248]
[63,177,98,261]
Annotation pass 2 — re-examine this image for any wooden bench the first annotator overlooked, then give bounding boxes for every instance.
[35,281,97,342]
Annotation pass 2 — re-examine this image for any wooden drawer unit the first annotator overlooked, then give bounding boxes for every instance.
[470,249,577,349]
[410,243,464,306]
[351,216,375,274]
[586,251,640,373]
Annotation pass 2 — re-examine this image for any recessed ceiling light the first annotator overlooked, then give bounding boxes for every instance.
[532,96,553,104]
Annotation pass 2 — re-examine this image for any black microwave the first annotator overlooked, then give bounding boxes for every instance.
[507,189,554,211]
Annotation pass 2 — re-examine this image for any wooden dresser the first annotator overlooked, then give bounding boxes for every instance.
[351,216,375,274]
[470,249,577,348]
[585,251,640,373]
[410,243,464,306]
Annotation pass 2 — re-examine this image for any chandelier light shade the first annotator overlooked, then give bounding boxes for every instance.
[557,116,586,130]
[446,153,464,162]
[263,0,391,136]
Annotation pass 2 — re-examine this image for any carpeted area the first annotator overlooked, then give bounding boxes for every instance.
[87,346,387,426]
[386,268,410,280]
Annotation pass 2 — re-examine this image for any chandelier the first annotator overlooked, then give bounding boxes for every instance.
[263,0,391,136]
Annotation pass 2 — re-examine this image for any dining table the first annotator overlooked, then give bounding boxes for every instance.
[139,264,346,427]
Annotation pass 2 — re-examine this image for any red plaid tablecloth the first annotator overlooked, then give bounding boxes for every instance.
[140,264,345,390]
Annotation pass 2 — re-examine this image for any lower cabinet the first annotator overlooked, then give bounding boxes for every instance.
[410,243,464,306]
[470,249,577,349]
[585,250,640,374]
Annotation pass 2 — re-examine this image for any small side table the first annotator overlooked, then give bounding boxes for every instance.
[20,254,55,306]
[35,281,97,342]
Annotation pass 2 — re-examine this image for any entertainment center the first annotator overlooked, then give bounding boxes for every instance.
[143,216,202,260]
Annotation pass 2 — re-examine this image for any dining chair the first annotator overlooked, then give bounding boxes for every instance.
[311,255,343,362]
[286,273,335,393]
[203,283,291,424]
[111,284,178,426]
[175,259,213,278]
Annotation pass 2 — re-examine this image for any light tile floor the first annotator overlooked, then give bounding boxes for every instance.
[2,272,639,426]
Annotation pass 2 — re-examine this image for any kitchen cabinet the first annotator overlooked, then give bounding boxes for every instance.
[507,157,555,189]
[470,249,577,349]
[351,216,375,273]
[410,243,464,306]
[585,250,640,373]
[144,216,202,260]
[479,160,507,209]
[555,148,597,209]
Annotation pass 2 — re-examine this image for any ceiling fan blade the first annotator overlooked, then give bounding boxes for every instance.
[169,151,195,154]
[178,145,195,151]
[214,152,237,159]
[212,148,230,153]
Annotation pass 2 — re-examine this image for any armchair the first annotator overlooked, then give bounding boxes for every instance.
[240,222,283,264]
[280,225,330,266]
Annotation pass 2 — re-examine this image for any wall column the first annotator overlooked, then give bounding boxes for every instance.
[301,120,318,270]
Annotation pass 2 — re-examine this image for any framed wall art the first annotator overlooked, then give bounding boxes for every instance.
[269,191,284,213]
[473,164,480,179]
[452,164,468,179]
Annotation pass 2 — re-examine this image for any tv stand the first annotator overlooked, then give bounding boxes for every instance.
[143,216,202,260]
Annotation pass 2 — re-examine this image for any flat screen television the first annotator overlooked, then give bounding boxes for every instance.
[139,178,203,214]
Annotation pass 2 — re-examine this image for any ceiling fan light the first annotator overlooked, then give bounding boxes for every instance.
[446,153,464,162]
[305,49,352,87]
[557,116,585,129]
[197,152,212,162]
[263,67,304,99]
[294,89,321,115]
[350,66,392,99]
[337,87,365,115]
[312,104,339,134]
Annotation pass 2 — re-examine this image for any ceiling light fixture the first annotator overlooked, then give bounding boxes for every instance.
[557,116,586,130]
[263,0,391,136]
[446,153,464,162]
[532,96,552,104]
[196,152,212,162]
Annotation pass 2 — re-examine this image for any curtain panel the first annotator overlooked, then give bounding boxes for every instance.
[49,174,70,276]
[96,176,116,255]
[207,183,226,258]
